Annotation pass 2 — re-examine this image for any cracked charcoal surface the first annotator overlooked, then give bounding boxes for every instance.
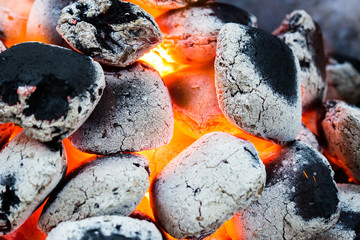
[57,0,162,67]
[46,215,163,240]
[296,123,321,152]
[0,132,66,236]
[0,42,105,142]
[326,56,360,107]
[38,153,150,234]
[233,141,340,240]
[215,23,302,145]
[27,0,74,46]
[318,100,360,183]
[274,10,327,112]
[69,61,174,154]
[156,2,257,64]
[313,184,360,240]
[151,132,266,239]
[141,0,208,9]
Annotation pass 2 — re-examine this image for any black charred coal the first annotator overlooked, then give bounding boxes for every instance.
[332,53,360,73]
[0,175,20,215]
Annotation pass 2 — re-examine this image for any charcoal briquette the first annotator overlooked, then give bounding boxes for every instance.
[215,23,302,145]
[296,123,321,152]
[140,0,208,10]
[318,100,360,183]
[57,0,162,67]
[69,61,174,154]
[0,42,105,142]
[46,215,163,240]
[274,10,327,111]
[156,2,257,64]
[0,132,66,236]
[38,153,150,234]
[151,132,266,239]
[232,141,340,240]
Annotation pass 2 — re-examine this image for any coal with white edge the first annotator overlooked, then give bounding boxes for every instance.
[0,40,5,52]
[274,10,327,111]
[151,132,266,239]
[232,141,340,240]
[0,42,105,142]
[296,123,321,152]
[46,215,163,240]
[38,153,149,234]
[0,132,66,236]
[318,100,360,183]
[156,2,257,64]
[313,184,360,240]
[57,0,162,67]
[326,55,360,107]
[141,0,208,10]
[69,62,174,154]
[215,23,302,145]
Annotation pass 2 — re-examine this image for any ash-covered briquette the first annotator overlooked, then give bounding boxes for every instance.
[318,100,360,183]
[27,0,73,46]
[141,0,208,9]
[0,132,66,236]
[232,141,340,240]
[215,23,302,145]
[0,42,105,143]
[274,10,327,112]
[69,62,173,154]
[0,122,14,150]
[57,0,162,67]
[313,184,360,240]
[326,55,360,107]
[0,40,5,52]
[38,153,150,234]
[151,132,266,239]
[156,2,257,64]
[296,123,321,152]
[46,215,163,240]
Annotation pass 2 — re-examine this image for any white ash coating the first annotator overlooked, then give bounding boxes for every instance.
[0,42,105,143]
[0,41,5,52]
[274,10,327,111]
[26,0,74,46]
[141,0,208,10]
[215,23,302,145]
[46,215,163,240]
[326,58,360,106]
[38,153,150,234]
[296,123,321,152]
[0,132,66,236]
[151,132,266,239]
[156,2,257,64]
[319,100,360,183]
[69,62,174,154]
[57,0,162,67]
[233,141,340,240]
[313,184,360,240]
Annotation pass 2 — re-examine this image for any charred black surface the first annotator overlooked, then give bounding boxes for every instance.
[208,2,255,26]
[0,42,98,120]
[333,53,360,73]
[0,213,10,233]
[80,229,141,240]
[0,175,20,215]
[245,27,298,105]
[338,211,360,238]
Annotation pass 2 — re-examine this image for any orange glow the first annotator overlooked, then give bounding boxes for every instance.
[124,0,167,18]
[302,110,318,136]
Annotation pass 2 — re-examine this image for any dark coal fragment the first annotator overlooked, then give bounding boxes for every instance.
[156,2,257,64]
[69,61,173,154]
[231,141,340,240]
[57,0,162,67]
[274,10,327,112]
[318,100,360,183]
[0,132,66,236]
[0,42,105,142]
[46,215,163,240]
[38,153,149,234]
[215,23,302,145]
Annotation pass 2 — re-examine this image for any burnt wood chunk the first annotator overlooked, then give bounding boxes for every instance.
[69,62,174,154]
[46,215,163,240]
[232,141,340,240]
[0,42,105,142]
[274,10,327,112]
[151,132,266,239]
[0,132,66,236]
[215,23,302,145]
[38,153,150,234]
[57,0,162,67]
[156,2,257,64]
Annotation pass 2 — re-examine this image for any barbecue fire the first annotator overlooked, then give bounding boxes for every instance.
[1,0,360,240]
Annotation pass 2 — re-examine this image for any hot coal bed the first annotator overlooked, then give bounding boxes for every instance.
[0,0,360,240]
